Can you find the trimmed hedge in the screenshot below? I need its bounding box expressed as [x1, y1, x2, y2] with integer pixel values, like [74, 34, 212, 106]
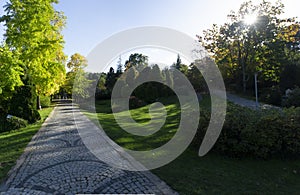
[194, 103, 300, 159]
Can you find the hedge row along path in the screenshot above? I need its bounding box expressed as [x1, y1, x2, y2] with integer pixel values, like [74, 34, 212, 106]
[0, 100, 177, 195]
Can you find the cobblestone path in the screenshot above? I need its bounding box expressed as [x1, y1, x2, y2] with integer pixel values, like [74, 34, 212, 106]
[0, 101, 177, 195]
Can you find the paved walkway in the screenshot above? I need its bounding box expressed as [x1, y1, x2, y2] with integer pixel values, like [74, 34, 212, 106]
[0, 101, 177, 195]
[226, 93, 280, 110]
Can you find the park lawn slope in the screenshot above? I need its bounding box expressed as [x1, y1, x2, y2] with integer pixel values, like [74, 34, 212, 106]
[0, 107, 54, 182]
[86, 96, 300, 194]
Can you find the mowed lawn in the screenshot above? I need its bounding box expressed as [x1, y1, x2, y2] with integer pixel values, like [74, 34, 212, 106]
[85, 96, 300, 194]
[0, 107, 54, 183]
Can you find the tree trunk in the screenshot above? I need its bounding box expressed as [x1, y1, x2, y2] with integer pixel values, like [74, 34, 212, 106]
[242, 60, 247, 93]
[37, 95, 41, 110]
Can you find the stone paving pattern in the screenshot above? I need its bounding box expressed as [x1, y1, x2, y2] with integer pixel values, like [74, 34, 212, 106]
[0, 101, 177, 194]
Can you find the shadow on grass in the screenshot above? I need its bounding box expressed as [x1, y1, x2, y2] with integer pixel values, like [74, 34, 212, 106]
[0, 107, 54, 182]
[88, 95, 299, 194]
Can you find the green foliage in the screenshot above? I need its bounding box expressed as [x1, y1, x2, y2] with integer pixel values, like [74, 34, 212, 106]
[1, 0, 67, 96]
[105, 67, 117, 94]
[63, 53, 91, 101]
[0, 46, 23, 102]
[40, 96, 51, 108]
[67, 53, 88, 72]
[198, 0, 299, 93]
[0, 107, 53, 182]
[280, 64, 300, 91]
[0, 0, 66, 123]
[88, 97, 300, 194]
[9, 85, 41, 123]
[196, 103, 300, 159]
[129, 96, 146, 109]
[0, 116, 28, 133]
[283, 87, 300, 107]
[125, 53, 148, 71]
[260, 86, 282, 106]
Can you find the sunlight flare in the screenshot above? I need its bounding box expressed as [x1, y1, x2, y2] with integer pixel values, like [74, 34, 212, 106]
[243, 14, 257, 25]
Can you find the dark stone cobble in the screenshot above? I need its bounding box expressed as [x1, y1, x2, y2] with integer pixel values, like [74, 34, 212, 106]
[0, 101, 177, 195]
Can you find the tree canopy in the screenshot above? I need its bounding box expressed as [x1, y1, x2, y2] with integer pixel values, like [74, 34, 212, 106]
[0, 0, 66, 121]
[198, 0, 300, 93]
[1, 0, 66, 96]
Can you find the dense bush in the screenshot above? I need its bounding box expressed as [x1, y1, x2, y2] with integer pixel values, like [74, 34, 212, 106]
[129, 96, 146, 109]
[9, 85, 41, 123]
[40, 95, 51, 108]
[260, 86, 282, 106]
[283, 87, 300, 108]
[0, 115, 28, 133]
[194, 103, 300, 159]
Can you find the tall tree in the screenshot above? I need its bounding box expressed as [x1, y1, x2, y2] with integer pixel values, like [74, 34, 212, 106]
[0, 45, 23, 115]
[1, 0, 66, 111]
[105, 67, 117, 94]
[64, 53, 91, 101]
[174, 54, 182, 70]
[116, 55, 123, 76]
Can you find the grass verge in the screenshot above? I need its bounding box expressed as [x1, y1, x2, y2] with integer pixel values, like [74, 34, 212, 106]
[85, 97, 299, 194]
[0, 106, 54, 182]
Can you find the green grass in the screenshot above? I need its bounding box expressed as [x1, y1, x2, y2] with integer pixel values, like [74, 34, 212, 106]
[153, 149, 300, 194]
[86, 97, 182, 151]
[85, 96, 299, 194]
[0, 107, 54, 182]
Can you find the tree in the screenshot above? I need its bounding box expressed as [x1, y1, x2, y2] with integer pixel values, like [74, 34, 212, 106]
[67, 53, 88, 72]
[1, 0, 66, 112]
[173, 54, 182, 70]
[116, 56, 123, 76]
[105, 67, 117, 94]
[125, 53, 148, 71]
[0, 45, 23, 116]
[198, 0, 297, 93]
[188, 61, 207, 93]
[64, 53, 91, 101]
[0, 46, 23, 100]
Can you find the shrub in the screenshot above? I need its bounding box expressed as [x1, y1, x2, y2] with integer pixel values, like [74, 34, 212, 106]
[0, 116, 28, 133]
[214, 104, 258, 158]
[242, 110, 282, 158]
[194, 103, 300, 159]
[260, 86, 282, 106]
[283, 87, 300, 108]
[280, 107, 300, 158]
[129, 96, 146, 109]
[40, 95, 51, 108]
[9, 85, 41, 123]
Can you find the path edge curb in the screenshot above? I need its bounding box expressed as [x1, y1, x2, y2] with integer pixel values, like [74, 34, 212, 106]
[0, 106, 57, 191]
[77, 106, 178, 195]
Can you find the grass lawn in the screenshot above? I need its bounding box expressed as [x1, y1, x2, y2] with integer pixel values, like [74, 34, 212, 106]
[85, 96, 300, 194]
[0, 106, 54, 183]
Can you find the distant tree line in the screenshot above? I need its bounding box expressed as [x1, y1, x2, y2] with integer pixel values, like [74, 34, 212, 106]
[81, 53, 208, 105]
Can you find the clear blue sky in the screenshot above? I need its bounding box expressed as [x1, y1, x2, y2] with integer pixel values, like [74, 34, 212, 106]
[1, 0, 299, 67]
